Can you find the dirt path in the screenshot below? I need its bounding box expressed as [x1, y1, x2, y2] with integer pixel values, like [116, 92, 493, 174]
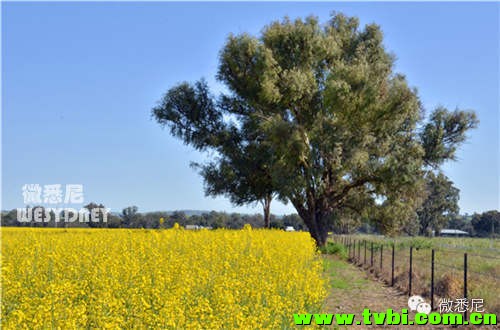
[323, 256, 408, 315]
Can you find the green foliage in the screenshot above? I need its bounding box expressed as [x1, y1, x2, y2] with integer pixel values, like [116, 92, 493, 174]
[281, 214, 307, 230]
[84, 202, 107, 228]
[153, 82, 276, 227]
[2, 207, 297, 230]
[1, 209, 19, 226]
[121, 206, 139, 227]
[152, 12, 478, 246]
[320, 241, 347, 259]
[152, 80, 223, 151]
[417, 171, 460, 236]
[447, 215, 474, 235]
[472, 210, 500, 237]
[395, 237, 433, 250]
[420, 107, 478, 167]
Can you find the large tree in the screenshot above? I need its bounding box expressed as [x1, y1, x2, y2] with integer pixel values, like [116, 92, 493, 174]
[415, 107, 477, 236]
[153, 13, 477, 246]
[417, 172, 460, 236]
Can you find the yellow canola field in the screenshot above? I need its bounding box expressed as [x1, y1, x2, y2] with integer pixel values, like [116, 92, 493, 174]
[1, 227, 326, 329]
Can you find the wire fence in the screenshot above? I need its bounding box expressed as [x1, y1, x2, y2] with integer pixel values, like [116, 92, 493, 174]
[332, 235, 500, 316]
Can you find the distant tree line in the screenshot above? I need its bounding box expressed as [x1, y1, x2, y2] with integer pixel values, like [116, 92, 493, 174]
[2, 204, 497, 238]
[331, 210, 500, 238]
[448, 211, 500, 238]
[0, 204, 306, 230]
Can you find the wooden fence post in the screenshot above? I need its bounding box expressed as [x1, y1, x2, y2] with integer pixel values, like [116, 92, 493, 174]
[391, 244, 395, 286]
[464, 253, 468, 320]
[431, 249, 435, 310]
[409, 246, 413, 296]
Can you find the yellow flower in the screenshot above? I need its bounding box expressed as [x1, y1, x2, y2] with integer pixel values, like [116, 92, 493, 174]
[1, 227, 326, 329]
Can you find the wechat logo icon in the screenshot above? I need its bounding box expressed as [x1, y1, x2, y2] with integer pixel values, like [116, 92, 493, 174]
[408, 295, 431, 315]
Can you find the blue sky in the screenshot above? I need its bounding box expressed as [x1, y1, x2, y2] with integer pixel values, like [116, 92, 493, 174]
[2, 2, 499, 215]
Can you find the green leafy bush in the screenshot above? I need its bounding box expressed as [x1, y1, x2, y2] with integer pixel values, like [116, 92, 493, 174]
[320, 242, 347, 259]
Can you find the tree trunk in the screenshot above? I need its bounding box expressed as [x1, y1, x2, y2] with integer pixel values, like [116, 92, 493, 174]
[262, 195, 272, 228]
[293, 199, 330, 247]
[302, 216, 329, 247]
[309, 211, 329, 247]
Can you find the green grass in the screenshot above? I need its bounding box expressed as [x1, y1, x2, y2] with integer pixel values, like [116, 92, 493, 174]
[323, 257, 368, 289]
[349, 234, 500, 251]
[321, 254, 410, 324]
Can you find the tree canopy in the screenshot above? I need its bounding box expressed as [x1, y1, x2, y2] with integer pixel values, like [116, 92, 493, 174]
[417, 171, 460, 236]
[152, 13, 478, 246]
